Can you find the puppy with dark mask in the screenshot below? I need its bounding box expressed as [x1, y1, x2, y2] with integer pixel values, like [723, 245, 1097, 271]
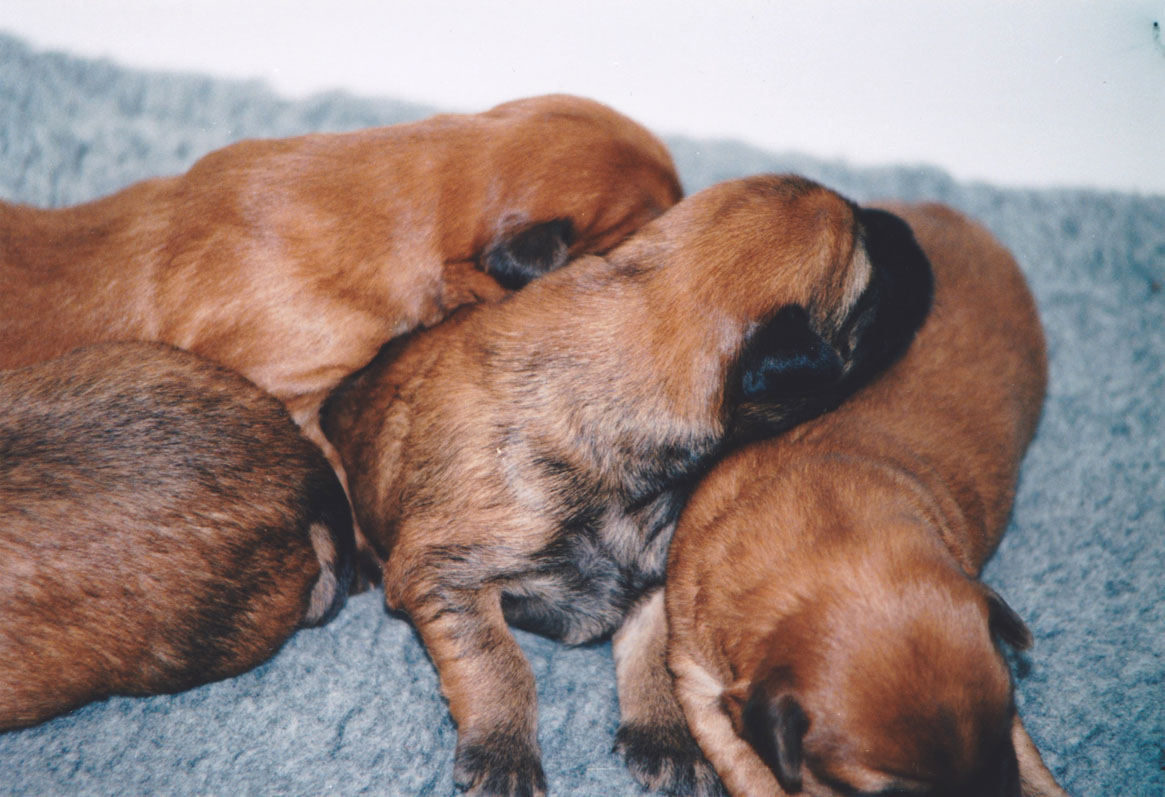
[321, 175, 933, 795]
[0, 342, 353, 730]
[664, 204, 1067, 796]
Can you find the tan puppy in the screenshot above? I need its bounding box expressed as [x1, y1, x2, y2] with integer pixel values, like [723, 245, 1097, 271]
[0, 342, 353, 730]
[661, 204, 1067, 796]
[321, 175, 934, 795]
[0, 93, 681, 461]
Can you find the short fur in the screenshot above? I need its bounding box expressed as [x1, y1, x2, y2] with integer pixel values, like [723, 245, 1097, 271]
[0, 342, 354, 731]
[662, 204, 1068, 796]
[0, 94, 682, 579]
[320, 176, 933, 796]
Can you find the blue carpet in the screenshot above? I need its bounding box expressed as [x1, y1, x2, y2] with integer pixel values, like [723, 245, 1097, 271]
[1, 32, 1161, 797]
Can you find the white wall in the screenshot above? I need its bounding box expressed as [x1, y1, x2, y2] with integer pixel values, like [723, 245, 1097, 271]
[3, 0, 1162, 195]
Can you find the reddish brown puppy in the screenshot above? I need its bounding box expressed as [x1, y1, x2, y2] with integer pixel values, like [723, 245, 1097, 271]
[0, 93, 680, 469]
[321, 175, 934, 795]
[662, 204, 1067, 796]
[0, 342, 353, 731]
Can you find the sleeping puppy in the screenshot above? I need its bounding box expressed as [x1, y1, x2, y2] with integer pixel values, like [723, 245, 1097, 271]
[0, 93, 681, 466]
[320, 175, 934, 795]
[662, 204, 1067, 796]
[0, 342, 354, 731]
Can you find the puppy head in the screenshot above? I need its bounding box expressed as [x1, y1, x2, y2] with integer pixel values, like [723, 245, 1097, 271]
[725, 575, 1031, 796]
[478, 95, 683, 289]
[608, 174, 934, 440]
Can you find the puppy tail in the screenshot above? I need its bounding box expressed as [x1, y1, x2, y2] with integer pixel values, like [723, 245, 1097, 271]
[302, 476, 357, 627]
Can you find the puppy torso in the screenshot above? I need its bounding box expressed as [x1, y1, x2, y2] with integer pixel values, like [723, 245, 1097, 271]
[334, 267, 726, 643]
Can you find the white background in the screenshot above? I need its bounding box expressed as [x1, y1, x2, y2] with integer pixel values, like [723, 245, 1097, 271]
[3, 0, 1163, 195]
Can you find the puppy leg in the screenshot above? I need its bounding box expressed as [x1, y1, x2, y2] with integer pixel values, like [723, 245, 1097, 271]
[669, 653, 791, 797]
[613, 589, 725, 796]
[295, 409, 384, 591]
[407, 585, 546, 797]
[1011, 714, 1069, 797]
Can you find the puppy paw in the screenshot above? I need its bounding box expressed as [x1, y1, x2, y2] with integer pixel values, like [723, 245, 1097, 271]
[614, 722, 726, 796]
[454, 732, 547, 797]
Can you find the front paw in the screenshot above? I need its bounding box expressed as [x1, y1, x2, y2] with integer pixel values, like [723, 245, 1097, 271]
[454, 731, 547, 797]
[615, 722, 726, 796]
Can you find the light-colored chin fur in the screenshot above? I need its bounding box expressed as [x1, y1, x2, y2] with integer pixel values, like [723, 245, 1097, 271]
[669, 654, 787, 797]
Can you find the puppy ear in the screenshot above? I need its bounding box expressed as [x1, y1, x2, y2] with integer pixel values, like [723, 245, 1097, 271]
[482, 218, 575, 290]
[739, 304, 844, 402]
[740, 690, 810, 794]
[985, 587, 1033, 651]
[837, 208, 934, 389]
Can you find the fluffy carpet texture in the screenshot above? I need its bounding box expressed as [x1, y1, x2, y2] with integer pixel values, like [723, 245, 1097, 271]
[0, 33, 1161, 796]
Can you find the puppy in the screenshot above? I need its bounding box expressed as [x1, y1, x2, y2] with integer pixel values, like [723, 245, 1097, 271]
[320, 175, 934, 795]
[0, 93, 681, 466]
[662, 204, 1068, 796]
[0, 342, 354, 731]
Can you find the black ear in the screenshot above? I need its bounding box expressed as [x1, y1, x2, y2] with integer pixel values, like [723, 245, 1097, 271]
[739, 304, 844, 402]
[985, 587, 1033, 651]
[836, 208, 934, 390]
[482, 218, 575, 290]
[742, 690, 810, 794]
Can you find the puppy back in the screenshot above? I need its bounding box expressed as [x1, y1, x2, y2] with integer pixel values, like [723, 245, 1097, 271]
[0, 342, 353, 725]
[859, 202, 1047, 554]
[880, 202, 1048, 439]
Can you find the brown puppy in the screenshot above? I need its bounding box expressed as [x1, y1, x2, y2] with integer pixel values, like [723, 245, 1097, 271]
[662, 204, 1067, 796]
[320, 175, 934, 795]
[0, 93, 681, 464]
[0, 342, 354, 731]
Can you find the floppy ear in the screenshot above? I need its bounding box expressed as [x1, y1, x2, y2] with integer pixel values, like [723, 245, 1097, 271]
[740, 690, 810, 794]
[985, 587, 1033, 651]
[482, 218, 575, 290]
[739, 304, 844, 402]
[837, 208, 934, 390]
